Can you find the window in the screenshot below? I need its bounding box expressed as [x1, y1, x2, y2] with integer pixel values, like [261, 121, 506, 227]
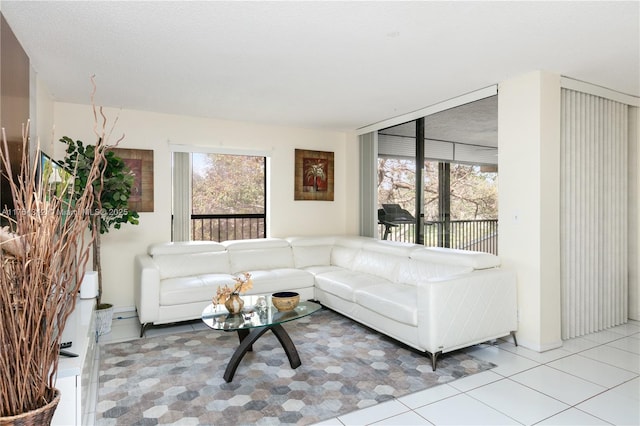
[376, 96, 499, 253]
[423, 162, 498, 222]
[172, 151, 266, 242]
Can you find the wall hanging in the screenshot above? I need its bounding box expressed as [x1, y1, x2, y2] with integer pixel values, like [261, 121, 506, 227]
[294, 149, 334, 201]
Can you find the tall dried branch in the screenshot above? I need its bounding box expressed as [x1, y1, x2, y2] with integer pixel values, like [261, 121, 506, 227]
[0, 88, 119, 416]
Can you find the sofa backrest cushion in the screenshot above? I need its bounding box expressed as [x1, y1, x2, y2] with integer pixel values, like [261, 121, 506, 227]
[286, 236, 338, 246]
[154, 252, 231, 279]
[227, 248, 294, 272]
[148, 241, 226, 256]
[361, 239, 419, 257]
[222, 238, 294, 273]
[330, 246, 359, 269]
[352, 249, 404, 282]
[410, 247, 501, 270]
[397, 258, 473, 285]
[327, 235, 368, 269]
[287, 236, 335, 268]
[333, 235, 371, 249]
[291, 246, 333, 268]
[222, 238, 289, 251]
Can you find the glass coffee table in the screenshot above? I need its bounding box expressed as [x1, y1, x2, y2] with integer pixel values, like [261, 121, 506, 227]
[201, 295, 322, 382]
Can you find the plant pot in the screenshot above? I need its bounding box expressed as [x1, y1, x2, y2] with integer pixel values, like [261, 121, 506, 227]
[0, 387, 60, 426]
[96, 303, 114, 336]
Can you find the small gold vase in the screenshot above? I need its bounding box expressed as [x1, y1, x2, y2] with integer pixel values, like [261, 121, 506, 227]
[224, 293, 244, 314]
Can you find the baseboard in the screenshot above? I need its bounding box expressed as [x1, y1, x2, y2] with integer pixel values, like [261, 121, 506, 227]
[113, 305, 136, 314]
[517, 337, 563, 353]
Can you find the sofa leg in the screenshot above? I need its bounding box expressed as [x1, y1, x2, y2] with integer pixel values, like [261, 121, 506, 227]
[140, 322, 150, 338]
[430, 351, 442, 371]
[511, 331, 518, 347]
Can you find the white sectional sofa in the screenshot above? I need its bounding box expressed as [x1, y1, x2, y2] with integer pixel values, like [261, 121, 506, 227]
[134, 235, 518, 369]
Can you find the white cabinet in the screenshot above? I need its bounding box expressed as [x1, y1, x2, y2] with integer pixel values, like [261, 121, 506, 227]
[52, 298, 97, 426]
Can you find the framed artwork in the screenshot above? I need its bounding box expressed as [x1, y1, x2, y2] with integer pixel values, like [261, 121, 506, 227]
[110, 148, 154, 212]
[294, 149, 334, 201]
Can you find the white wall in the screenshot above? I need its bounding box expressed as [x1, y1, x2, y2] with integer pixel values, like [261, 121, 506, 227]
[344, 131, 360, 232]
[498, 71, 562, 351]
[33, 72, 54, 154]
[51, 102, 356, 309]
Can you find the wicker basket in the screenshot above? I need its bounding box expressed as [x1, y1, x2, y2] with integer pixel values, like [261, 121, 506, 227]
[96, 303, 114, 336]
[0, 388, 60, 426]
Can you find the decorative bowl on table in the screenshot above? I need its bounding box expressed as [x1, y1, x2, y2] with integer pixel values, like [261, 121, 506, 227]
[271, 292, 300, 311]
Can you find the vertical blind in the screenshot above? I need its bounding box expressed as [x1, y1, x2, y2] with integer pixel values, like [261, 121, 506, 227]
[172, 152, 191, 242]
[560, 89, 628, 339]
[359, 132, 377, 238]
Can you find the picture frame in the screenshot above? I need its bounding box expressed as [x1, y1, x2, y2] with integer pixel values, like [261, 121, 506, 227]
[110, 147, 154, 212]
[294, 149, 334, 201]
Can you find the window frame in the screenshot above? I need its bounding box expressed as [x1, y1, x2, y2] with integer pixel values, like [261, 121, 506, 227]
[170, 145, 269, 242]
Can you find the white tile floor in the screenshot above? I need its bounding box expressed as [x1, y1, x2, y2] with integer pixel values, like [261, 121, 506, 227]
[92, 314, 640, 426]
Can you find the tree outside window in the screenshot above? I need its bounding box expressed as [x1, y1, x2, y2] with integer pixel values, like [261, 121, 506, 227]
[191, 153, 265, 240]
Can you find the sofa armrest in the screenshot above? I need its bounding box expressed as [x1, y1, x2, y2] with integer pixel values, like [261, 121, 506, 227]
[416, 268, 517, 354]
[134, 254, 161, 324]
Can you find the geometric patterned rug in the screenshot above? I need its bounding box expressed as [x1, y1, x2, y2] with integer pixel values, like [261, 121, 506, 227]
[96, 308, 495, 425]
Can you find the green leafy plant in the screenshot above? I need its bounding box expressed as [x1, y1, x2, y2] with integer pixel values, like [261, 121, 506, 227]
[60, 136, 139, 307]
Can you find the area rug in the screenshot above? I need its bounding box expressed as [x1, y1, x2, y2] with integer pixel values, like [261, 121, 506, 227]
[97, 309, 495, 425]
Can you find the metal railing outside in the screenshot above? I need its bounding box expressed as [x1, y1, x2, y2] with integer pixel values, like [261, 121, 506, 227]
[191, 214, 496, 253]
[379, 219, 498, 255]
[191, 214, 266, 242]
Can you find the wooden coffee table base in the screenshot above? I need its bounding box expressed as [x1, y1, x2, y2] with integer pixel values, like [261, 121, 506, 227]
[224, 324, 301, 383]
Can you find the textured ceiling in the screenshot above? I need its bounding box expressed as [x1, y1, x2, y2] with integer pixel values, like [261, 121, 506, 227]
[381, 96, 498, 147]
[1, 1, 638, 132]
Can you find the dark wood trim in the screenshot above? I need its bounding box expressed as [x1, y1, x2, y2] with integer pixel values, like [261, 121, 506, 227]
[0, 14, 30, 222]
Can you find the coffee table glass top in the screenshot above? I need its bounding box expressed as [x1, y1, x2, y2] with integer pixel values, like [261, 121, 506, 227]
[201, 295, 322, 331]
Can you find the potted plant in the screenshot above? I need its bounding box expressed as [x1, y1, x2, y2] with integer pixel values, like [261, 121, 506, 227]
[60, 136, 139, 335]
[0, 97, 114, 422]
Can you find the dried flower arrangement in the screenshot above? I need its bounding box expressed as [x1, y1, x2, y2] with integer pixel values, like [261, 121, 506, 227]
[212, 272, 253, 305]
[0, 82, 119, 420]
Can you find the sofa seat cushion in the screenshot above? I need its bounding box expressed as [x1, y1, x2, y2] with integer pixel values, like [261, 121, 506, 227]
[160, 274, 232, 306]
[314, 270, 390, 302]
[354, 283, 418, 326]
[243, 269, 315, 295]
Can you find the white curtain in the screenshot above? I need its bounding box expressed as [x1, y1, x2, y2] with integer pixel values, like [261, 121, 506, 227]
[560, 89, 628, 339]
[172, 152, 191, 242]
[359, 132, 377, 238]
